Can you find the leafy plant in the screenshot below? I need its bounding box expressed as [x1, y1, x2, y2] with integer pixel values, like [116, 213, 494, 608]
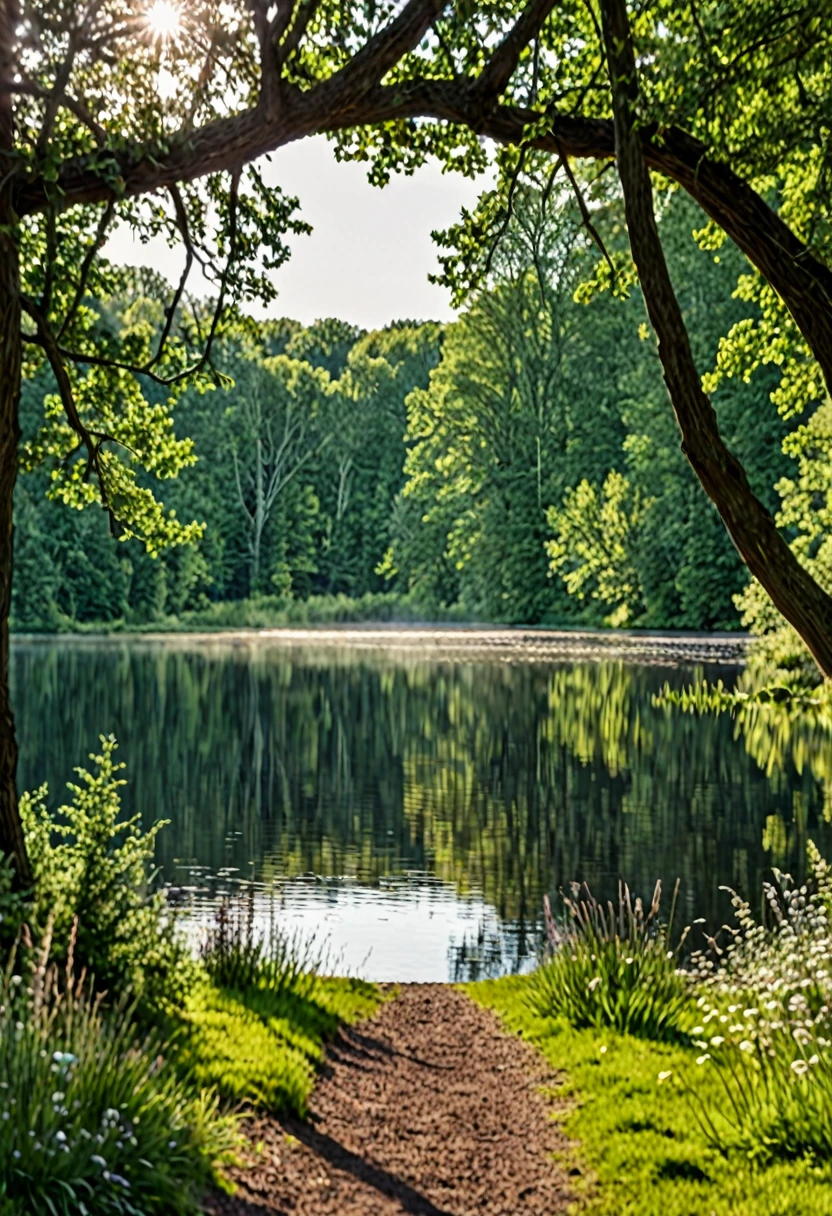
[686, 843, 832, 1160]
[20, 736, 193, 1010]
[531, 880, 692, 1042]
[0, 925, 237, 1215]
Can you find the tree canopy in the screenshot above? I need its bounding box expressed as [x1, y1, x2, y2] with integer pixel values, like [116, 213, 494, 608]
[2, 0, 832, 878]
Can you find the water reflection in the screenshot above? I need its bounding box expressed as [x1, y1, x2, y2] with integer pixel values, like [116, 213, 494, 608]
[11, 637, 832, 981]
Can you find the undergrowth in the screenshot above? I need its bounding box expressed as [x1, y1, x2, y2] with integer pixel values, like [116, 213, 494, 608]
[0, 929, 236, 1216]
[532, 881, 691, 1042]
[468, 976, 832, 1216]
[0, 742, 383, 1216]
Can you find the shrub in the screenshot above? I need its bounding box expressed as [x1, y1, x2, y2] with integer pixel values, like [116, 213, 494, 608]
[531, 880, 692, 1042]
[0, 928, 237, 1215]
[20, 736, 193, 1010]
[687, 843, 832, 1160]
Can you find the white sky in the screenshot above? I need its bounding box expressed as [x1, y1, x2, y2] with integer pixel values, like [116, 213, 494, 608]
[104, 135, 491, 331]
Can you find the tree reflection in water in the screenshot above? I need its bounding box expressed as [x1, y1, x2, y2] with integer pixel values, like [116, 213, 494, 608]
[12, 639, 832, 979]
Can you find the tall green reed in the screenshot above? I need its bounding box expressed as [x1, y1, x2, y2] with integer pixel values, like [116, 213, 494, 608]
[199, 887, 322, 999]
[531, 879, 692, 1041]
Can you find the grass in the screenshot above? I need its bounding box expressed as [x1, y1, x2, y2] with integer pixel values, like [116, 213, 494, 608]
[13, 590, 470, 634]
[178, 975, 383, 1115]
[532, 881, 691, 1042]
[181, 889, 384, 1113]
[466, 975, 832, 1216]
[0, 939, 237, 1216]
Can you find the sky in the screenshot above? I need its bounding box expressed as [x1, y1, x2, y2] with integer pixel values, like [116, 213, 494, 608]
[104, 135, 490, 332]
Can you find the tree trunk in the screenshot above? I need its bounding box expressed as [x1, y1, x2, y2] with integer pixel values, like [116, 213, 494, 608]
[0, 0, 31, 885]
[600, 0, 832, 679]
[252, 436, 264, 591]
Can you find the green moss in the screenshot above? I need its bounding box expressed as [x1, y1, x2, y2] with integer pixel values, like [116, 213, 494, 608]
[178, 976, 383, 1115]
[466, 976, 832, 1216]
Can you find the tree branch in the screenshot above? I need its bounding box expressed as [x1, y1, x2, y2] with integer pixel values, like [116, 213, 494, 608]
[57, 198, 115, 341]
[9, 27, 832, 412]
[5, 80, 106, 145]
[149, 185, 194, 367]
[308, 0, 448, 111]
[599, 0, 832, 679]
[21, 295, 119, 533]
[475, 0, 560, 106]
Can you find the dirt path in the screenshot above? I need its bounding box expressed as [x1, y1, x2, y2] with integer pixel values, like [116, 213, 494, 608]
[207, 984, 572, 1216]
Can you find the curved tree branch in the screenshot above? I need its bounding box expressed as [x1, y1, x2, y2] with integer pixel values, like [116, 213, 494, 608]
[599, 0, 832, 678]
[12, 71, 832, 412]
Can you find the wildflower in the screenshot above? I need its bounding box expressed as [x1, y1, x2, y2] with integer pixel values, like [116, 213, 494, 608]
[790, 1060, 809, 1076]
[657, 1071, 672, 1083]
[91, 1155, 107, 1167]
[710, 1036, 725, 1047]
[696, 1054, 711, 1065]
[739, 1041, 755, 1053]
[55, 1131, 66, 1143]
[587, 977, 601, 992]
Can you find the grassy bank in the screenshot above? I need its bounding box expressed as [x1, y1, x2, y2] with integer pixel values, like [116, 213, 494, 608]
[179, 975, 382, 1115]
[12, 591, 470, 635]
[468, 976, 832, 1215]
[0, 740, 384, 1214]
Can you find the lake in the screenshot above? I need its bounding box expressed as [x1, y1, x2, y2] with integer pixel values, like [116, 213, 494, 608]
[12, 630, 832, 981]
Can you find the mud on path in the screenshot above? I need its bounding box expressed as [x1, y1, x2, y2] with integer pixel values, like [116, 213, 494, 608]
[207, 984, 572, 1216]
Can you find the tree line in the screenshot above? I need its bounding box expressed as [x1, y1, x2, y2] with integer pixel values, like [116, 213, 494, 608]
[13, 189, 790, 634]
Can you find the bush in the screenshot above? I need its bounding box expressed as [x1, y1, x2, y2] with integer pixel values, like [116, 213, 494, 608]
[20, 736, 193, 1010]
[686, 843, 832, 1160]
[0, 930, 236, 1215]
[531, 880, 692, 1042]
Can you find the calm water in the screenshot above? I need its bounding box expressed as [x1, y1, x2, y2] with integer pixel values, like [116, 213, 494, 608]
[11, 635, 832, 981]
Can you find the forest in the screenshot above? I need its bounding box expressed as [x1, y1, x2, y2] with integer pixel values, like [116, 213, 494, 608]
[4, 0, 832, 1213]
[13, 189, 794, 636]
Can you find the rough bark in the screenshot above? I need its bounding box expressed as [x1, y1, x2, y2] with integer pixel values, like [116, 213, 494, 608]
[0, 0, 31, 884]
[600, 0, 832, 678]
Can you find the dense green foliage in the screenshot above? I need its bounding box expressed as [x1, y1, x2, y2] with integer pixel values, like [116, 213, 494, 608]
[18, 737, 191, 1010]
[13, 318, 443, 628]
[14, 189, 793, 633]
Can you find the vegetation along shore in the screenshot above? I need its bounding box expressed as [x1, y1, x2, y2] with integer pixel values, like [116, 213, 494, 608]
[3, 0, 832, 1210]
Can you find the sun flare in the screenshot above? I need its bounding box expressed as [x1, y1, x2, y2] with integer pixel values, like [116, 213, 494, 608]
[145, 0, 182, 41]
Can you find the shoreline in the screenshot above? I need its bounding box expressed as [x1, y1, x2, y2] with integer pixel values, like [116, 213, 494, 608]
[11, 623, 750, 665]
